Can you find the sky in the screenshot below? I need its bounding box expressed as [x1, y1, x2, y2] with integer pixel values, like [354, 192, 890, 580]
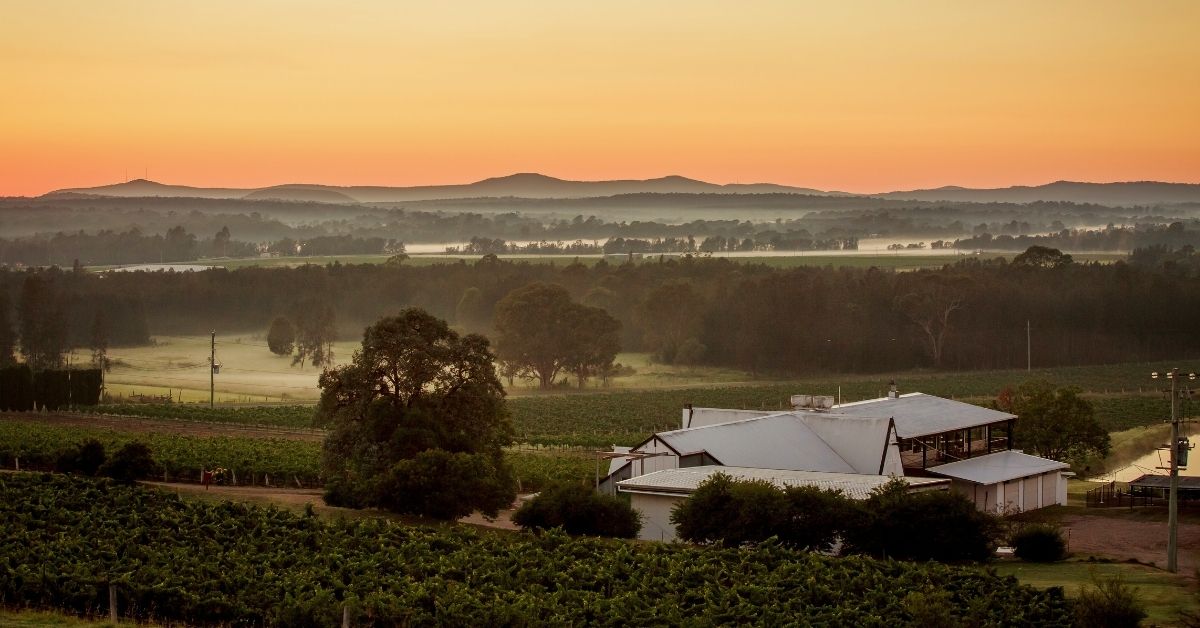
[1, 0, 1198, 196]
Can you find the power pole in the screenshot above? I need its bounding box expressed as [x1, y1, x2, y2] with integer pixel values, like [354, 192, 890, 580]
[1026, 320, 1031, 372]
[1152, 368, 1193, 573]
[209, 330, 215, 408]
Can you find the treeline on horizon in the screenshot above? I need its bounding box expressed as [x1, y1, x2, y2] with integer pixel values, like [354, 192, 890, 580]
[8, 219, 1200, 268]
[4, 247, 1200, 375]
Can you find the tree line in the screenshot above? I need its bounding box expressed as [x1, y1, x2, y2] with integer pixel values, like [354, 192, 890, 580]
[6, 248, 1200, 377]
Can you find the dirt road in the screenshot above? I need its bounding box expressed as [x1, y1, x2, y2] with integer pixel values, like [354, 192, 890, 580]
[1058, 512, 1200, 575]
[147, 481, 521, 531]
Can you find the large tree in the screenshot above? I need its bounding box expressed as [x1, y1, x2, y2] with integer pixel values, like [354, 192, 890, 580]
[493, 282, 620, 388]
[317, 308, 515, 519]
[636, 282, 707, 364]
[998, 380, 1110, 462]
[0, 293, 16, 367]
[18, 274, 68, 370]
[290, 298, 335, 368]
[266, 316, 295, 356]
[894, 277, 966, 368]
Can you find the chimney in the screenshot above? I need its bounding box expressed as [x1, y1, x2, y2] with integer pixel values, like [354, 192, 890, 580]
[887, 380, 899, 399]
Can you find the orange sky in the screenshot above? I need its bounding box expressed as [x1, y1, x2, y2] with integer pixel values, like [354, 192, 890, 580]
[2, 0, 1198, 197]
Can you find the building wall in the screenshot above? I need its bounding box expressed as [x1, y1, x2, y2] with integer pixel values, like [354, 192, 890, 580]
[633, 438, 680, 475]
[629, 492, 686, 542]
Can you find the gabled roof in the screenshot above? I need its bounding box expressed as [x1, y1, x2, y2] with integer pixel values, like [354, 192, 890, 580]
[832, 392, 1015, 439]
[653, 413, 857, 474]
[617, 466, 949, 500]
[927, 450, 1068, 485]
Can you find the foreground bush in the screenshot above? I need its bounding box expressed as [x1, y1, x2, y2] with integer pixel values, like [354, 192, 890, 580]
[513, 482, 641, 538]
[54, 439, 106, 476]
[1075, 574, 1147, 628]
[0, 473, 1074, 626]
[1012, 524, 1067, 562]
[672, 474, 1000, 562]
[98, 442, 161, 484]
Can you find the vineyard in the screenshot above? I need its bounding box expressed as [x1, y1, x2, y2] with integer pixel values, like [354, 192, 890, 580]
[94, 404, 315, 428]
[0, 473, 1074, 626]
[0, 420, 592, 493]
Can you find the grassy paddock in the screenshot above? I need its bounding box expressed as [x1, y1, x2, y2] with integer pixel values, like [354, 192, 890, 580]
[991, 560, 1198, 626]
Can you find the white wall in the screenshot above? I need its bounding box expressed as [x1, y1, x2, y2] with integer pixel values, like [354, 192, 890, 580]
[631, 437, 679, 475]
[630, 492, 686, 542]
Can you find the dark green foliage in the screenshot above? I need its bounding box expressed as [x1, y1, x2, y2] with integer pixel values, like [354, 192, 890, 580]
[670, 474, 858, 551]
[0, 293, 15, 367]
[55, 439, 106, 476]
[319, 309, 515, 519]
[494, 282, 620, 388]
[377, 449, 516, 520]
[32, 370, 69, 411]
[513, 481, 641, 538]
[18, 274, 68, 370]
[842, 478, 1002, 563]
[99, 442, 162, 484]
[1012, 524, 1067, 562]
[1074, 574, 1148, 628]
[27, 369, 102, 410]
[0, 473, 1076, 626]
[0, 364, 34, 411]
[266, 316, 295, 356]
[999, 380, 1110, 462]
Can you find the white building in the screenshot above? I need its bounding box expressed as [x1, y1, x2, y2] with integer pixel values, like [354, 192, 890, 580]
[604, 387, 1073, 541]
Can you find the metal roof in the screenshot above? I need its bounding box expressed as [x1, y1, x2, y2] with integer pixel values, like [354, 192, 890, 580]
[832, 392, 1015, 438]
[617, 466, 949, 500]
[1128, 474, 1200, 490]
[654, 413, 858, 474]
[927, 450, 1068, 485]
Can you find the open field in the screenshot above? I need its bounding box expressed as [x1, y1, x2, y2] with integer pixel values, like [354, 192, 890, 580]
[96, 250, 1130, 273]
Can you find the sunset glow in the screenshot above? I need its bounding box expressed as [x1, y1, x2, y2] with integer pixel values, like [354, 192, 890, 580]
[2, 0, 1198, 196]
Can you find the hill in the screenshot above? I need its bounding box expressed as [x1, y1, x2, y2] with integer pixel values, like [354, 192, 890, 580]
[878, 180, 1200, 206]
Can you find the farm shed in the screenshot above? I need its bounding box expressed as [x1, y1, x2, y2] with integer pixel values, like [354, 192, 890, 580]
[602, 389, 1072, 540]
[926, 450, 1071, 513]
[617, 466, 949, 541]
[832, 392, 1017, 471]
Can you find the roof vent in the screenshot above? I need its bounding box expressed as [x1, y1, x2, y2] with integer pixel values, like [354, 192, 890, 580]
[791, 394, 835, 411]
[887, 380, 899, 400]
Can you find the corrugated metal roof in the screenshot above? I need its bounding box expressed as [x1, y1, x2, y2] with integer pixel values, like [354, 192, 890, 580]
[655, 413, 857, 473]
[833, 392, 1015, 438]
[1128, 474, 1200, 490]
[616, 465, 948, 500]
[927, 450, 1068, 485]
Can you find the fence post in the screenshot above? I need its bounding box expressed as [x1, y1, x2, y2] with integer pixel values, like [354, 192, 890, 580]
[109, 583, 118, 623]
[342, 604, 351, 628]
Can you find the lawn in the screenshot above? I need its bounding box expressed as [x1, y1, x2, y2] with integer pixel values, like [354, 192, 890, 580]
[992, 560, 1198, 626]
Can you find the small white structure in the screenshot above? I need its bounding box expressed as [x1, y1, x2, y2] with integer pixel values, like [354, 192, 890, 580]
[618, 466, 949, 542]
[603, 388, 1074, 541]
[927, 450, 1070, 513]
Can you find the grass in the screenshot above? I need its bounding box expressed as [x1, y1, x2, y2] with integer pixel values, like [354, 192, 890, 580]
[991, 560, 1199, 626]
[0, 610, 136, 627]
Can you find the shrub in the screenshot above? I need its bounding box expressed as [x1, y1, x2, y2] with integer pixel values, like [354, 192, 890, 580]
[55, 439, 106, 476]
[513, 481, 641, 538]
[1012, 524, 1067, 562]
[377, 449, 515, 520]
[100, 441, 162, 484]
[670, 473, 853, 549]
[842, 478, 1001, 563]
[1074, 573, 1147, 628]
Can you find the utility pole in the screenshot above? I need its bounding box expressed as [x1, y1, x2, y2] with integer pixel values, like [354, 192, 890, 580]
[209, 330, 216, 408]
[1026, 320, 1031, 372]
[1151, 368, 1194, 573]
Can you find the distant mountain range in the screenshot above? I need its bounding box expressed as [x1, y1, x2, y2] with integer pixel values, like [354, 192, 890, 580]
[44, 174, 1200, 207]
